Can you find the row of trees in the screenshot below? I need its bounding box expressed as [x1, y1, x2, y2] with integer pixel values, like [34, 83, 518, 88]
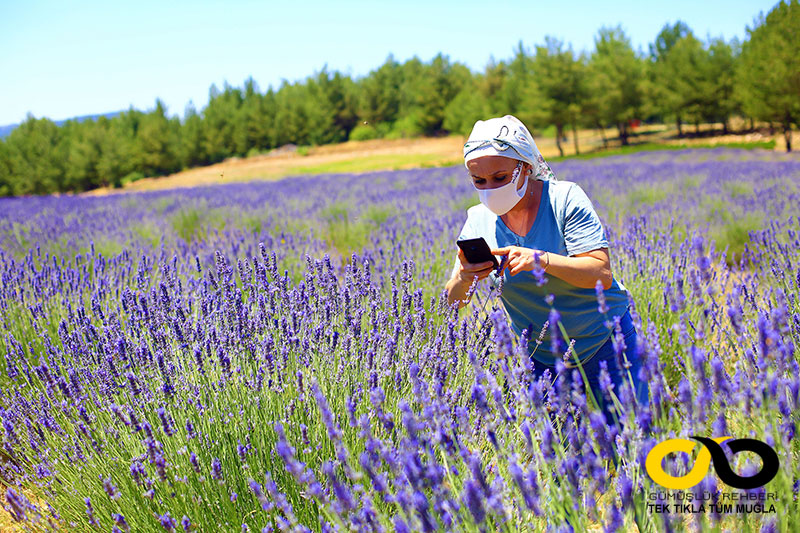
[1, 0, 797, 196]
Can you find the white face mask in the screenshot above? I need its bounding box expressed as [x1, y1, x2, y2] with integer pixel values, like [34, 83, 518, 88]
[473, 160, 528, 215]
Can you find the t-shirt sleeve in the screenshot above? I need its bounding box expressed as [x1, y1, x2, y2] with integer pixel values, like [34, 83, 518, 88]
[563, 183, 609, 256]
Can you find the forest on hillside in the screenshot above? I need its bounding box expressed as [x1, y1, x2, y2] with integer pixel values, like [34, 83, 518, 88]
[1, 0, 797, 196]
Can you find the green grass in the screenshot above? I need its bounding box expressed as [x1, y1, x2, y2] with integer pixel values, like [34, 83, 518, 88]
[627, 185, 669, 208]
[240, 213, 265, 235]
[2, 158, 798, 531]
[131, 221, 163, 249]
[272, 218, 311, 239]
[549, 139, 777, 162]
[419, 159, 463, 169]
[451, 195, 477, 214]
[119, 196, 140, 209]
[602, 183, 671, 223]
[669, 222, 690, 249]
[153, 197, 174, 214]
[287, 139, 776, 178]
[91, 238, 125, 258]
[319, 202, 350, 224]
[723, 181, 754, 198]
[315, 201, 401, 261]
[275, 251, 310, 286]
[292, 153, 462, 175]
[679, 174, 704, 192]
[360, 204, 397, 226]
[3, 142, 797, 532]
[170, 203, 228, 243]
[710, 213, 764, 267]
[120, 171, 145, 186]
[2, 222, 32, 258]
[171, 207, 205, 242]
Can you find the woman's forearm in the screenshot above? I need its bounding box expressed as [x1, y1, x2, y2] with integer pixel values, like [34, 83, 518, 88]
[445, 275, 474, 309]
[543, 252, 612, 290]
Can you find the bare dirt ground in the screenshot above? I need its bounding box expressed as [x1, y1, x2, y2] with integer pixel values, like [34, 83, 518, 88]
[80, 124, 799, 196]
[84, 136, 468, 195]
[0, 486, 39, 532]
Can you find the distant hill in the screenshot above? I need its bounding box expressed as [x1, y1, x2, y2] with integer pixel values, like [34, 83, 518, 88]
[0, 124, 17, 138]
[0, 111, 122, 139]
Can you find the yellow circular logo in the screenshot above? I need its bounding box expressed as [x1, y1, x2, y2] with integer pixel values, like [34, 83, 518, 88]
[645, 437, 731, 490]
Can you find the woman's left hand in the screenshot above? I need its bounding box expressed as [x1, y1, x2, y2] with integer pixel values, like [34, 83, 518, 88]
[491, 246, 547, 276]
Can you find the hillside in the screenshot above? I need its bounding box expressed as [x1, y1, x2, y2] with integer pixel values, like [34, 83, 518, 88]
[82, 123, 787, 195]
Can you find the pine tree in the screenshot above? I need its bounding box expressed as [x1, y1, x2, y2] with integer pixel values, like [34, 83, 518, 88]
[737, 0, 800, 151]
[588, 27, 646, 146]
[528, 37, 587, 156]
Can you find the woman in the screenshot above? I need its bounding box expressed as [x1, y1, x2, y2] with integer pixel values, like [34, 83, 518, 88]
[445, 115, 648, 429]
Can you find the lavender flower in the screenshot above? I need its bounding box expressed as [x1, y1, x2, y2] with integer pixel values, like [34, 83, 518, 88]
[113, 513, 131, 533]
[604, 503, 623, 532]
[595, 279, 610, 314]
[101, 474, 121, 500]
[211, 457, 223, 481]
[159, 511, 177, 531]
[186, 419, 197, 439]
[157, 406, 177, 437]
[5, 487, 32, 522]
[0, 150, 798, 531]
[248, 478, 273, 511]
[463, 479, 485, 524]
[85, 497, 98, 527]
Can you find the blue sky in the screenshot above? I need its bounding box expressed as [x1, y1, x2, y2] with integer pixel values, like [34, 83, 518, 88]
[0, 0, 778, 125]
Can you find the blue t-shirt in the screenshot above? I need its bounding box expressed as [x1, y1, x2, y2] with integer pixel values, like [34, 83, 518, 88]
[455, 178, 631, 365]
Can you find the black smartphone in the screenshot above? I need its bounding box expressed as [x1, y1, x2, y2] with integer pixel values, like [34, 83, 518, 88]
[456, 237, 499, 270]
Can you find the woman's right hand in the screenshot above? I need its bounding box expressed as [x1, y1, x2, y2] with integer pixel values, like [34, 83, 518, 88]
[455, 248, 496, 283]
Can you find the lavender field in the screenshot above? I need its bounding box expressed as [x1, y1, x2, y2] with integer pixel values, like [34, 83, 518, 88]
[1, 148, 799, 532]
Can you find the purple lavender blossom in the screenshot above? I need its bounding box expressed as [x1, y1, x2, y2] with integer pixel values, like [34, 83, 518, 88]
[595, 279, 610, 315]
[463, 479, 485, 524]
[85, 497, 98, 527]
[112, 513, 131, 533]
[157, 406, 177, 437]
[0, 149, 798, 531]
[211, 457, 223, 481]
[101, 474, 121, 500]
[5, 487, 32, 522]
[159, 511, 177, 531]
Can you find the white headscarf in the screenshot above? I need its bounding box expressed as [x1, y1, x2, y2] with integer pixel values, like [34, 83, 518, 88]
[463, 114, 557, 181]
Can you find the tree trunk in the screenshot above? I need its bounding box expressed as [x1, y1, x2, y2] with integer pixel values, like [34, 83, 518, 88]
[555, 125, 564, 157]
[769, 123, 775, 135]
[676, 116, 683, 137]
[618, 122, 629, 146]
[597, 122, 608, 149]
[695, 122, 700, 135]
[749, 118, 755, 131]
[572, 122, 580, 155]
[784, 120, 792, 152]
[722, 120, 729, 135]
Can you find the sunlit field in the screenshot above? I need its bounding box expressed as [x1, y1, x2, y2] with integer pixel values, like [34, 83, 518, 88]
[1, 148, 799, 532]
[80, 123, 790, 196]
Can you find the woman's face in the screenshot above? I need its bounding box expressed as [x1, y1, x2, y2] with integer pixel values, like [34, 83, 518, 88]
[467, 156, 529, 191]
